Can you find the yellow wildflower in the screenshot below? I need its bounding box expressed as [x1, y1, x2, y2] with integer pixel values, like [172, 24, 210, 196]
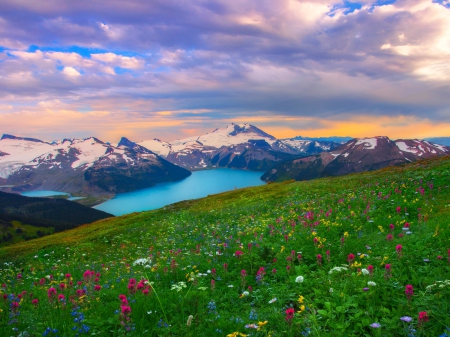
[257, 321, 268, 330]
[298, 295, 305, 304]
[298, 305, 305, 313]
[227, 332, 247, 337]
[344, 232, 349, 237]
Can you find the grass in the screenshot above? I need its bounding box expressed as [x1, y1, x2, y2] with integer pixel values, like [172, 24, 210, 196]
[0, 221, 54, 247]
[0, 156, 449, 336]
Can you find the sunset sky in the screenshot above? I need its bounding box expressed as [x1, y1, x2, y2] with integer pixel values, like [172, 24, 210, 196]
[0, 0, 450, 142]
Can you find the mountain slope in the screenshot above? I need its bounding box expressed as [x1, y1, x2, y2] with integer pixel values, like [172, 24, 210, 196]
[0, 156, 449, 336]
[0, 191, 113, 232]
[262, 136, 450, 182]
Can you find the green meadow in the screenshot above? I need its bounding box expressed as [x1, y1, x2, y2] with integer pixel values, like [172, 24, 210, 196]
[0, 156, 449, 336]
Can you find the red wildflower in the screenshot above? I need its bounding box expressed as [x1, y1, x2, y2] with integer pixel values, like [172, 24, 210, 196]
[386, 234, 393, 241]
[405, 284, 414, 300]
[418, 311, 429, 325]
[347, 253, 355, 263]
[285, 308, 295, 323]
[47, 287, 57, 299]
[235, 251, 244, 258]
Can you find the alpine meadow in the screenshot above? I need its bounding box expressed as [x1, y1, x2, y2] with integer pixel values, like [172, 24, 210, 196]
[0, 155, 449, 336]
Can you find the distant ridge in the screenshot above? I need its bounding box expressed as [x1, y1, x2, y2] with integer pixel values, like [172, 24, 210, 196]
[425, 137, 450, 147]
[292, 136, 353, 143]
[1, 134, 44, 143]
[262, 136, 450, 182]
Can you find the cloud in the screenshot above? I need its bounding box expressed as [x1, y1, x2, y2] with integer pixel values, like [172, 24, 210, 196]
[62, 66, 81, 77]
[0, 0, 450, 140]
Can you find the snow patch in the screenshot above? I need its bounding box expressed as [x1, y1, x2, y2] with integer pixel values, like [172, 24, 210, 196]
[355, 138, 377, 150]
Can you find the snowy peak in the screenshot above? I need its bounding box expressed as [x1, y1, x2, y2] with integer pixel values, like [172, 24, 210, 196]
[137, 138, 172, 157]
[395, 139, 450, 158]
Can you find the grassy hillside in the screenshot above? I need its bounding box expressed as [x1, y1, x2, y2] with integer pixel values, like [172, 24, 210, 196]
[0, 156, 449, 336]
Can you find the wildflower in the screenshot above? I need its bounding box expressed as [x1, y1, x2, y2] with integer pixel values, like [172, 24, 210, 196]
[186, 315, 193, 327]
[400, 316, 413, 322]
[226, 332, 247, 337]
[370, 322, 381, 328]
[206, 300, 218, 316]
[316, 254, 322, 266]
[329, 288, 333, 293]
[298, 295, 305, 303]
[363, 287, 369, 291]
[361, 268, 369, 275]
[245, 324, 258, 329]
[386, 234, 393, 241]
[268, 298, 277, 304]
[240, 291, 249, 298]
[295, 276, 304, 283]
[418, 311, 429, 326]
[347, 253, 355, 263]
[235, 251, 244, 258]
[368, 281, 376, 286]
[47, 287, 57, 299]
[285, 308, 295, 323]
[384, 264, 392, 279]
[396, 244, 403, 258]
[405, 284, 414, 300]
[257, 321, 268, 330]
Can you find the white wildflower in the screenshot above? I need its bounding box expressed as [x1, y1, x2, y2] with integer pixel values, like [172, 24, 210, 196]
[269, 298, 277, 304]
[368, 281, 376, 286]
[295, 276, 304, 283]
[361, 268, 369, 275]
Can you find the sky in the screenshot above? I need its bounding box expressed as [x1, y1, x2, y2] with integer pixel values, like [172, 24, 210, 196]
[0, 0, 450, 142]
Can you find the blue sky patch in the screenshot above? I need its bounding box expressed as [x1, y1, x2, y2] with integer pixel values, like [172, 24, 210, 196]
[27, 45, 142, 58]
[433, 0, 450, 8]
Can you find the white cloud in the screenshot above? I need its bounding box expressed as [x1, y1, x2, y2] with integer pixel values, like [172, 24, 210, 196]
[91, 52, 144, 69]
[62, 66, 81, 77]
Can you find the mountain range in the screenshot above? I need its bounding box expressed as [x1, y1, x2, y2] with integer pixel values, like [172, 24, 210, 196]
[137, 123, 341, 171]
[0, 135, 190, 196]
[1, 124, 449, 197]
[262, 136, 450, 182]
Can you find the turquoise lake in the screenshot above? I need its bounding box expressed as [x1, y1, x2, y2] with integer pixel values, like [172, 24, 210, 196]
[21, 190, 84, 201]
[94, 169, 265, 216]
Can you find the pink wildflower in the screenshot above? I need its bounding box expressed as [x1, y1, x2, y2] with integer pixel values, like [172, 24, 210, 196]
[285, 308, 295, 323]
[418, 311, 429, 326]
[405, 284, 414, 300]
[347, 253, 355, 264]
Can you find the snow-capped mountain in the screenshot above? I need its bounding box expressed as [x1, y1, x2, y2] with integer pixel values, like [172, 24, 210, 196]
[261, 136, 450, 182]
[137, 123, 339, 170]
[0, 135, 191, 195]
